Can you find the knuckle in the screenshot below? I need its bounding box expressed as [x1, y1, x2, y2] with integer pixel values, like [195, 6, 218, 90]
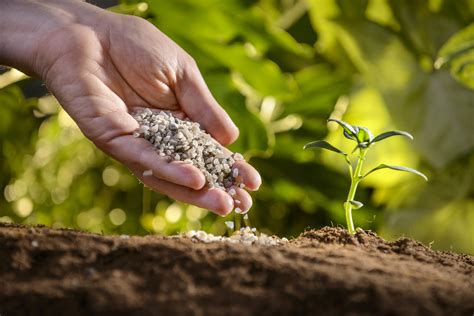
[181, 53, 198, 70]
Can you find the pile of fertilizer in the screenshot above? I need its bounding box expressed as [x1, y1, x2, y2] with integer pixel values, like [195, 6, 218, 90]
[185, 227, 289, 246]
[133, 108, 244, 189]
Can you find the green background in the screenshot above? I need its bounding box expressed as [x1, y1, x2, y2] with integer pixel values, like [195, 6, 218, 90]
[1, 0, 473, 254]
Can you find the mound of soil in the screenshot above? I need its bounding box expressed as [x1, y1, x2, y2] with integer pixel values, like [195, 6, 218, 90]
[0, 223, 472, 316]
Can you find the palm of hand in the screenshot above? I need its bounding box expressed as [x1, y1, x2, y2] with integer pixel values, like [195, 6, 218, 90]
[38, 14, 259, 215]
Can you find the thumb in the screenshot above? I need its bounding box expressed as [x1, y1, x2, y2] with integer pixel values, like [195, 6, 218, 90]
[176, 58, 239, 145]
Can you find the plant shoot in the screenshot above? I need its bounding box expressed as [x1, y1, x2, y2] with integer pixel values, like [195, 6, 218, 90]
[304, 119, 428, 234]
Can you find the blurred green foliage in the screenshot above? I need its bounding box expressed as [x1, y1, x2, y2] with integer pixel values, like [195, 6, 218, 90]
[1, 0, 473, 254]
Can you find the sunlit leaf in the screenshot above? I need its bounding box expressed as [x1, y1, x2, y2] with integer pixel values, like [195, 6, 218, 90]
[0, 68, 28, 89]
[371, 130, 413, 143]
[363, 164, 428, 181]
[284, 65, 350, 116]
[388, 0, 461, 57]
[148, 0, 240, 42]
[303, 140, 346, 155]
[342, 130, 353, 141]
[201, 43, 296, 100]
[327, 118, 358, 141]
[355, 126, 374, 143]
[204, 72, 272, 156]
[435, 22, 474, 89]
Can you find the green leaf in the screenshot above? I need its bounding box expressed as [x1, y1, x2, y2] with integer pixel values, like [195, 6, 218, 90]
[204, 71, 272, 157]
[435, 22, 474, 89]
[303, 140, 346, 155]
[201, 43, 296, 100]
[355, 126, 374, 143]
[371, 130, 414, 143]
[349, 200, 363, 209]
[388, 0, 461, 58]
[284, 65, 350, 116]
[147, 1, 296, 100]
[327, 118, 359, 141]
[363, 164, 428, 181]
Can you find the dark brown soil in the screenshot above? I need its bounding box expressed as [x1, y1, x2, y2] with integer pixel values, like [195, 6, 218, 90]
[0, 223, 472, 316]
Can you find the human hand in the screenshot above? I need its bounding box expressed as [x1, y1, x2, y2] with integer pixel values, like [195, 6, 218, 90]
[0, 0, 261, 215]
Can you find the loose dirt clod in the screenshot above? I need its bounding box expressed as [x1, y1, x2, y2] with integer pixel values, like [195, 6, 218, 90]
[133, 109, 244, 190]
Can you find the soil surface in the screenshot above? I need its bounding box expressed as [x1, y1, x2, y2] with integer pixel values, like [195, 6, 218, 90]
[0, 223, 473, 316]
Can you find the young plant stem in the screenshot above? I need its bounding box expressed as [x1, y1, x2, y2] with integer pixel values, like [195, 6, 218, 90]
[243, 215, 251, 228]
[235, 213, 241, 232]
[344, 148, 367, 234]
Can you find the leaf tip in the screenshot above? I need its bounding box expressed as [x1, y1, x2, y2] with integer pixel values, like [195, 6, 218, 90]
[434, 57, 445, 70]
[404, 132, 414, 140]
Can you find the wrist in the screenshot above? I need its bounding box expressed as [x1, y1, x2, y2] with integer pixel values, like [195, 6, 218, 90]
[0, 0, 108, 78]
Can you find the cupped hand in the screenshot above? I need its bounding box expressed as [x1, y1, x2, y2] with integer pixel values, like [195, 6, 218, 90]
[28, 2, 261, 215]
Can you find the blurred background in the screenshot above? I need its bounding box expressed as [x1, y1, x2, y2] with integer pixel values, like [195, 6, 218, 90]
[0, 0, 473, 254]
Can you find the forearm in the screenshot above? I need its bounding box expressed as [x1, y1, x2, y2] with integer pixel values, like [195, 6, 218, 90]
[0, 0, 106, 77]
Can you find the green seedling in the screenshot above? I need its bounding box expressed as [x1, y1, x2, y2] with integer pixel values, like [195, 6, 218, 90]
[304, 119, 428, 234]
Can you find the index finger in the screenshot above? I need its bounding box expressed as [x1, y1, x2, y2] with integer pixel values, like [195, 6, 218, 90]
[176, 58, 239, 145]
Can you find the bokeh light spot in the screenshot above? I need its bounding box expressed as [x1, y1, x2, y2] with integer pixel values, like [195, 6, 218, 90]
[165, 204, 182, 223]
[152, 216, 166, 232]
[186, 220, 201, 231]
[102, 167, 120, 186]
[109, 208, 127, 226]
[186, 206, 207, 221]
[0, 216, 14, 223]
[14, 197, 33, 217]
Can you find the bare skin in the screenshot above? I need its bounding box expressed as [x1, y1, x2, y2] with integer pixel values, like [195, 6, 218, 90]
[0, 0, 261, 215]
